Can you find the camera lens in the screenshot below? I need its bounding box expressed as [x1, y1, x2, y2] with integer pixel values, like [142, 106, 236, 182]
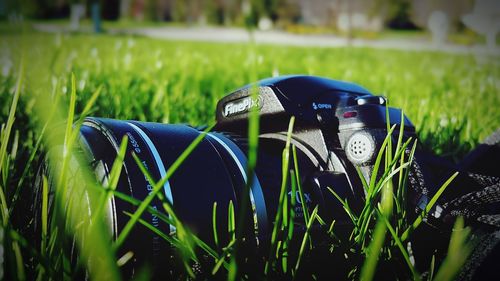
[71, 116, 338, 278]
[36, 116, 326, 278]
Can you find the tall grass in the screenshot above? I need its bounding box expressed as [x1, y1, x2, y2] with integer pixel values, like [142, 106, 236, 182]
[0, 27, 497, 280]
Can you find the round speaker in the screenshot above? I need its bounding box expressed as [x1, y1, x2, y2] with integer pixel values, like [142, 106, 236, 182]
[345, 132, 375, 165]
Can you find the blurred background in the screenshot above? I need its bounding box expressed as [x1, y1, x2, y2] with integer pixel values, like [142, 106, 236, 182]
[1, 0, 499, 51]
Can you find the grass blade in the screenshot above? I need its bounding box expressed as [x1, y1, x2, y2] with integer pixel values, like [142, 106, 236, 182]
[265, 116, 295, 274]
[293, 205, 318, 275]
[91, 136, 128, 223]
[368, 125, 396, 196]
[212, 201, 219, 249]
[80, 85, 103, 117]
[377, 209, 420, 281]
[327, 186, 358, 225]
[0, 60, 26, 281]
[428, 254, 436, 281]
[401, 172, 459, 242]
[292, 145, 310, 225]
[432, 217, 472, 281]
[228, 200, 235, 241]
[360, 218, 386, 281]
[41, 176, 49, 256]
[0, 61, 24, 224]
[123, 211, 180, 249]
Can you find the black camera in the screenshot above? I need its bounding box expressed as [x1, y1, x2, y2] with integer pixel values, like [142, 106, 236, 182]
[36, 75, 500, 279]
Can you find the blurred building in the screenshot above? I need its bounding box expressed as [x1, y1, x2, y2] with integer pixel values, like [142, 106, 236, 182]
[292, 0, 383, 31]
[292, 0, 474, 32]
[411, 0, 474, 29]
[6, 0, 477, 33]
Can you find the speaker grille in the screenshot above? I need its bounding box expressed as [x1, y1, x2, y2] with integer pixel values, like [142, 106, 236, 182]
[346, 132, 375, 165]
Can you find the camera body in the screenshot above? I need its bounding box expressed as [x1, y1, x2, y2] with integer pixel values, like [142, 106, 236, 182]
[215, 75, 428, 223]
[35, 75, 500, 279]
[69, 76, 433, 275]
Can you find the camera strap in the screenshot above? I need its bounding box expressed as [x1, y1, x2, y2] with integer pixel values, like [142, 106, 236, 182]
[450, 173, 500, 281]
[433, 172, 500, 281]
[441, 173, 500, 228]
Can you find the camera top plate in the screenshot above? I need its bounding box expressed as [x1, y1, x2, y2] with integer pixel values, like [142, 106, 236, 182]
[215, 75, 412, 133]
[216, 75, 369, 128]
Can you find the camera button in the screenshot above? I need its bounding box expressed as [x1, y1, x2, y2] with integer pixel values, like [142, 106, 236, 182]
[356, 96, 386, 106]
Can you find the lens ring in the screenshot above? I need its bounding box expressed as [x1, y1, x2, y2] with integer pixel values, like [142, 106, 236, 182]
[127, 121, 176, 234]
[207, 132, 269, 242]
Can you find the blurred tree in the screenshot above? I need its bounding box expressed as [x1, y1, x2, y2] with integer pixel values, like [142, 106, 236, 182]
[146, 0, 160, 21]
[275, 0, 300, 26]
[90, 0, 102, 32]
[134, 0, 175, 21]
[158, 0, 174, 21]
[101, 0, 119, 20]
[373, 0, 419, 29]
[246, 0, 264, 26]
[244, 0, 285, 27]
[250, 0, 282, 22]
[205, 0, 225, 24]
[172, 0, 187, 22]
[0, 0, 5, 18]
[5, 0, 55, 18]
[224, 0, 243, 25]
[265, 0, 279, 21]
[120, 0, 132, 19]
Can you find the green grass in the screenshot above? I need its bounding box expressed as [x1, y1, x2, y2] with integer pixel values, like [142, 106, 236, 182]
[3, 30, 498, 156]
[0, 26, 499, 280]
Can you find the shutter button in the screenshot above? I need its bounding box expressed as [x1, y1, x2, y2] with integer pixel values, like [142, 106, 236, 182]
[356, 96, 386, 105]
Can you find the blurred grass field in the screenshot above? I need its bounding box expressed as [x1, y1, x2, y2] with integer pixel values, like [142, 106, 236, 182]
[0, 28, 499, 280]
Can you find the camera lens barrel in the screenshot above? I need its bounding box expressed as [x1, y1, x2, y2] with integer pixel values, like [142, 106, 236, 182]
[79, 117, 269, 275]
